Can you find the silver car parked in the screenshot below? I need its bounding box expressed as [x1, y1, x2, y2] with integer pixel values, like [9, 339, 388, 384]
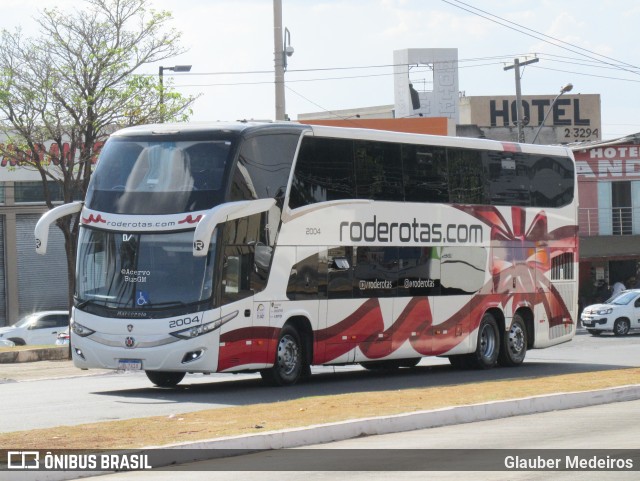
[0, 311, 69, 345]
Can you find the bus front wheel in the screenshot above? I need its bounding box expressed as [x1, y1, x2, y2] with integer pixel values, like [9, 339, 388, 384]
[261, 325, 306, 386]
[145, 370, 185, 388]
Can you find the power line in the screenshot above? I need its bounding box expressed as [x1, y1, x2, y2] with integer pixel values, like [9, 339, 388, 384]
[530, 65, 640, 84]
[441, 0, 640, 76]
[166, 58, 640, 89]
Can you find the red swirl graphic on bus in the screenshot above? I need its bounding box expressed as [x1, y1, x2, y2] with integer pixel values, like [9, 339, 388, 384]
[178, 215, 203, 224]
[81, 214, 107, 224]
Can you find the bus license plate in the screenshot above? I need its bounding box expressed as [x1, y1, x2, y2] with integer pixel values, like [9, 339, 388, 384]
[118, 359, 142, 371]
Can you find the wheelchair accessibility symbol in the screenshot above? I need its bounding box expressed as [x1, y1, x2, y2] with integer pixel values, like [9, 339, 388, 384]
[137, 291, 149, 306]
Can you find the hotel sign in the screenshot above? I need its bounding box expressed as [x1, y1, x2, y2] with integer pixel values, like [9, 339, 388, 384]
[464, 94, 601, 142]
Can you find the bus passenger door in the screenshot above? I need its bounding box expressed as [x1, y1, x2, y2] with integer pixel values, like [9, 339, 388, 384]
[217, 245, 258, 372]
[322, 246, 357, 364]
[282, 245, 323, 365]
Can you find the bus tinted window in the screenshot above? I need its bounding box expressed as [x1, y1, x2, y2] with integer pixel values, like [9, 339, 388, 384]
[354, 141, 403, 201]
[327, 246, 354, 299]
[402, 145, 448, 203]
[290, 137, 574, 209]
[353, 246, 398, 298]
[86, 139, 232, 214]
[289, 137, 355, 209]
[231, 133, 299, 201]
[529, 155, 575, 207]
[447, 148, 488, 205]
[220, 212, 275, 304]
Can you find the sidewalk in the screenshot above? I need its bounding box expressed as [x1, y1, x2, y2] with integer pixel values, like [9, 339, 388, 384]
[0, 359, 108, 382]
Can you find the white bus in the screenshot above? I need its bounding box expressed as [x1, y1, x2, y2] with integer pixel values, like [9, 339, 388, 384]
[36, 122, 578, 387]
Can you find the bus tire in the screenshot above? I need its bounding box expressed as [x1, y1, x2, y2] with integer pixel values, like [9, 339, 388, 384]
[467, 313, 499, 369]
[498, 313, 527, 367]
[145, 370, 185, 388]
[260, 325, 305, 386]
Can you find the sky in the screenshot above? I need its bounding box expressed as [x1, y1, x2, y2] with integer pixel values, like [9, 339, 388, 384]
[2, 0, 640, 140]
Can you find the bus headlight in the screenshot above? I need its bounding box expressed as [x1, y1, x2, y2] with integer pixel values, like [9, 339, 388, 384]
[170, 310, 238, 340]
[170, 320, 217, 340]
[71, 321, 95, 337]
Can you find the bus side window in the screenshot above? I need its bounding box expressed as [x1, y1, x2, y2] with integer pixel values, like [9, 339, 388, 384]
[402, 145, 448, 203]
[221, 246, 254, 304]
[286, 249, 321, 301]
[328, 247, 354, 299]
[353, 246, 398, 298]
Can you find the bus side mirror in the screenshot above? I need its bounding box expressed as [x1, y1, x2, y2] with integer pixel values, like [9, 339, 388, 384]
[35, 201, 84, 255]
[193, 198, 276, 257]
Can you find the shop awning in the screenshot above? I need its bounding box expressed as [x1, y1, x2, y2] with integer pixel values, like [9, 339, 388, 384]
[579, 235, 640, 261]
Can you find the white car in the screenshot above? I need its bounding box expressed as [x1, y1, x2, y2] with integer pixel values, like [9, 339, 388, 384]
[0, 311, 69, 346]
[581, 290, 640, 336]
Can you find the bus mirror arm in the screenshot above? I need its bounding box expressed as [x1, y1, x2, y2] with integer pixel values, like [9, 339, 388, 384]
[193, 198, 276, 257]
[35, 201, 84, 255]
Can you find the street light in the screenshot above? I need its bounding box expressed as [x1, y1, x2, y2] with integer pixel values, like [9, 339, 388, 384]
[158, 64, 192, 122]
[532, 83, 573, 144]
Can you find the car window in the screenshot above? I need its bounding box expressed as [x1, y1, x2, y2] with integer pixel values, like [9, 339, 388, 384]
[33, 316, 61, 329]
[54, 315, 69, 327]
[14, 314, 37, 328]
[611, 292, 635, 305]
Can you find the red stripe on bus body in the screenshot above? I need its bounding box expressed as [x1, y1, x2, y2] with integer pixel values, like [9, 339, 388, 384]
[501, 142, 521, 153]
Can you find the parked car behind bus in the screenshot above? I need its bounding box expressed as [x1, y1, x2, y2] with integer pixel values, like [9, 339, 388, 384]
[581, 290, 640, 336]
[0, 311, 69, 345]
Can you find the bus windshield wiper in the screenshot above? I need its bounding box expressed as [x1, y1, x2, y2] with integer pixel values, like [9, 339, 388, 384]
[145, 301, 188, 309]
[75, 299, 96, 309]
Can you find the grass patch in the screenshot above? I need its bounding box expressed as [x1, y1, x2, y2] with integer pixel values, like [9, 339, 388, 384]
[1, 368, 639, 450]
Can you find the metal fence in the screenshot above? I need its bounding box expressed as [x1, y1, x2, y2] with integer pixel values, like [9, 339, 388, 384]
[578, 207, 640, 236]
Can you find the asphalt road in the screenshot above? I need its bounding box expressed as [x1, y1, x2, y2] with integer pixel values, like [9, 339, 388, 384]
[1, 329, 639, 433]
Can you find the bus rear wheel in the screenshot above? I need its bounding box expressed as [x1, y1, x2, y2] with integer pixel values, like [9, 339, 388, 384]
[145, 370, 185, 388]
[467, 313, 499, 369]
[261, 325, 305, 386]
[498, 314, 527, 367]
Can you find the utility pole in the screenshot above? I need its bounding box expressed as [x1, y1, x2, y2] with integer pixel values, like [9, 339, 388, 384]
[273, 0, 286, 121]
[504, 57, 539, 143]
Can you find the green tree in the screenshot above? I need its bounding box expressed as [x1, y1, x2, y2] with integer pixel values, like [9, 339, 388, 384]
[0, 0, 197, 309]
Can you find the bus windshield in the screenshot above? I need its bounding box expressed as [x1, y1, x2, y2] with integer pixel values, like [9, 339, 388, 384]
[76, 228, 215, 313]
[85, 138, 234, 214]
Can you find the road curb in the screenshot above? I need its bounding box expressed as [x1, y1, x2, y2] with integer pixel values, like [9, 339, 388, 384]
[162, 384, 640, 451]
[0, 346, 69, 364]
[41, 383, 640, 480]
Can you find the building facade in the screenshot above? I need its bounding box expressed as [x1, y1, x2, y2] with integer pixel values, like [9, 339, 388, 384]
[572, 135, 640, 308]
[0, 150, 70, 326]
